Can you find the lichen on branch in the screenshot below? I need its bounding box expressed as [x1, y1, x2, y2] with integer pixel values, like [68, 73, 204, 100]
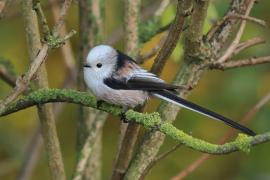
[1, 88, 270, 155]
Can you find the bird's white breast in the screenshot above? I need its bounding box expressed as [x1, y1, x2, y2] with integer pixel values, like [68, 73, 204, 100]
[84, 69, 148, 108]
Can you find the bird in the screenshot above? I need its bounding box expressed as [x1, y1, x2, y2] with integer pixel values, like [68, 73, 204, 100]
[83, 44, 256, 136]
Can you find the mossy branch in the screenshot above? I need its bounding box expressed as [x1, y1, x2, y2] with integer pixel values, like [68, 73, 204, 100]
[1, 88, 269, 154]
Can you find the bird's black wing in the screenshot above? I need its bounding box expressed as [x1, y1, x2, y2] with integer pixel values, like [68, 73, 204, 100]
[109, 50, 183, 91]
[104, 76, 181, 91]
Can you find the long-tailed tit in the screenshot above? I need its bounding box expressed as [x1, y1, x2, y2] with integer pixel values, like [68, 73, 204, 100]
[83, 45, 256, 136]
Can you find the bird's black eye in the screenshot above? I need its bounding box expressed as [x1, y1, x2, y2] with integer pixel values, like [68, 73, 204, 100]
[96, 63, 102, 68]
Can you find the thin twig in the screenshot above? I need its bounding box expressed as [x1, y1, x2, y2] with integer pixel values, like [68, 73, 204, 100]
[124, 0, 141, 54]
[207, 14, 266, 41]
[171, 90, 270, 180]
[111, 0, 141, 180]
[125, 1, 207, 179]
[48, 0, 77, 80]
[140, 144, 182, 179]
[0, 44, 49, 112]
[208, 37, 266, 64]
[51, 0, 73, 36]
[234, 37, 266, 55]
[171, 154, 210, 180]
[150, 0, 192, 75]
[76, 1, 106, 180]
[106, 0, 164, 45]
[209, 0, 258, 57]
[17, 69, 76, 180]
[0, 0, 6, 14]
[136, 0, 170, 64]
[154, 0, 170, 16]
[0, 64, 16, 87]
[33, 2, 51, 37]
[17, 128, 42, 180]
[212, 56, 270, 70]
[0, 0, 13, 18]
[0, 0, 74, 113]
[228, 14, 267, 27]
[73, 112, 106, 180]
[216, 0, 256, 63]
[136, 35, 167, 64]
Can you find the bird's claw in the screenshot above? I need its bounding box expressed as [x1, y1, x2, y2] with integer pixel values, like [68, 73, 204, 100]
[120, 111, 129, 123]
[151, 124, 161, 131]
[96, 100, 104, 109]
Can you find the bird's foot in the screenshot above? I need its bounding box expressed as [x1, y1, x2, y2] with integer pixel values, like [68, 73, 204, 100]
[96, 100, 105, 109]
[151, 123, 161, 131]
[120, 111, 129, 123]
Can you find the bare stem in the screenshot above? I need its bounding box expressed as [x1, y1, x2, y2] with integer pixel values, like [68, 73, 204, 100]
[150, 0, 191, 75]
[48, 0, 77, 80]
[77, 0, 106, 179]
[73, 111, 106, 180]
[125, 1, 208, 179]
[209, 0, 257, 57]
[111, 1, 141, 180]
[234, 37, 266, 55]
[0, 0, 74, 114]
[211, 56, 270, 70]
[140, 144, 183, 180]
[17, 67, 77, 180]
[21, 1, 66, 180]
[216, 0, 256, 63]
[228, 14, 267, 27]
[0, 64, 16, 87]
[52, 0, 73, 36]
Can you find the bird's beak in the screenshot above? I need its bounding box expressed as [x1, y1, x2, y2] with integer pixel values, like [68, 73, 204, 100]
[83, 63, 91, 68]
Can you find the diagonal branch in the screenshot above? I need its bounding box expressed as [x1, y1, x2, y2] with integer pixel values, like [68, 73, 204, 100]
[206, 14, 266, 42]
[210, 56, 270, 70]
[150, 0, 192, 75]
[209, 0, 258, 57]
[0, 0, 74, 113]
[171, 90, 270, 180]
[125, 0, 207, 179]
[111, 1, 141, 179]
[234, 37, 266, 55]
[0, 88, 269, 155]
[228, 14, 267, 27]
[216, 0, 256, 63]
[51, 0, 73, 36]
[0, 63, 16, 87]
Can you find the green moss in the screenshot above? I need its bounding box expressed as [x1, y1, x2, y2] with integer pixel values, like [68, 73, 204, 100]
[234, 134, 252, 153]
[139, 18, 160, 43]
[98, 102, 121, 116]
[2, 88, 269, 155]
[125, 110, 161, 130]
[45, 35, 65, 49]
[160, 123, 219, 153]
[0, 57, 16, 76]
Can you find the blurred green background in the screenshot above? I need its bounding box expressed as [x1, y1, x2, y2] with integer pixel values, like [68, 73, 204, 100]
[0, 0, 270, 179]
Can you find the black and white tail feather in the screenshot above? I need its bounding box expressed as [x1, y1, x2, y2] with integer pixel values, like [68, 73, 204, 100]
[152, 90, 256, 136]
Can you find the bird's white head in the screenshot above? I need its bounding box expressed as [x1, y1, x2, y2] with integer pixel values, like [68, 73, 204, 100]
[84, 45, 118, 81]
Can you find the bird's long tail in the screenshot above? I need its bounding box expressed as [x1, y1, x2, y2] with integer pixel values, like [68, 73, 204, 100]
[152, 90, 256, 136]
